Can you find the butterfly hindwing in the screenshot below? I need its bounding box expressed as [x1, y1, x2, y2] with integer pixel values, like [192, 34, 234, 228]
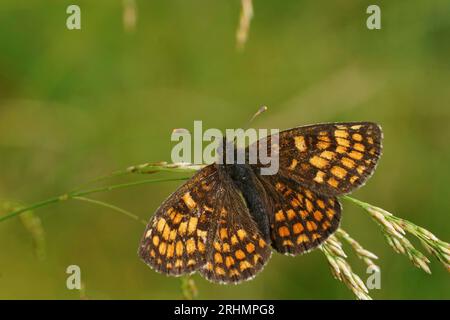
[257, 173, 341, 255]
[254, 122, 383, 196]
[200, 174, 272, 284]
[138, 165, 219, 276]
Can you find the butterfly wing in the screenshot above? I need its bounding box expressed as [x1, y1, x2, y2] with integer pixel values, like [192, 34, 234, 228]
[199, 170, 272, 284]
[256, 173, 341, 255]
[139, 164, 271, 283]
[253, 122, 383, 196]
[138, 164, 220, 276]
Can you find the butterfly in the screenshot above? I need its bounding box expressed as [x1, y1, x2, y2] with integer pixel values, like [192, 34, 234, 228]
[138, 122, 383, 283]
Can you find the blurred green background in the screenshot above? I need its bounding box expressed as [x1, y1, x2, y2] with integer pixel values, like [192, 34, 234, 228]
[0, 0, 449, 299]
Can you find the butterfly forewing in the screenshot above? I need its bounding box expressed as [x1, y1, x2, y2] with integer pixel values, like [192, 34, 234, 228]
[257, 174, 341, 255]
[138, 165, 219, 276]
[254, 122, 382, 196]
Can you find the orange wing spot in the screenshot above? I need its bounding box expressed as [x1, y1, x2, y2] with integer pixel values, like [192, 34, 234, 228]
[331, 166, 347, 179]
[182, 192, 197, 209]
[275, 210, 285, 222]
[152, 235, 160, 247]
[367, 137, 374, 144]
[288, 159, 298, 170]
[187, 259, 196, 266]
[314, 170, 326, 183]
[237, 229, 247, 241]
[178, 222, 187, 235]
[173, 213, 183, 225]
[156, 218, 166, 233]
[197, 229, 207, 240]
[326, 208, 335, 219]
[297, 234, 310, 244]
[293, 223, 304, 234]
[305, 198, 314, 212]
[168, 208, 176, 220]
[290, 198, 301, 208]
[312, 233, 321, 241]
[198, 240, 205, 253]
[306, 221, 318, 231]
[253, 254, 262, 264]
[246, 243, 255, 253]
[336, 137, 350, 147]
[357, 165, 366, 175]
[353, 143, 365, 152]
[156, 258, 162, 264]
[313, 210, 323, 221]
[225, 256, 235, 268]
[282, 240, 294, 246]
[222, 243, 230, 253]
[175, 259, 183, 268]
[275, 182, 285, 192]
[335, 129, 349, 138]
[166, 243, 175, 258]
[158, 242, 167, 255]
[150, 249, 156, 257]
[316, 199, 325, 209]
[259, 238, 266, 248]
[351, 124, 363, 130]
[162, 224, 171, 240]
[309, 156, 329, 169]
[286, 209, 296, 220]
[230, 235, 239, 245]
[186, 238, 196, 254]
[317, 141, 331, 149]
[166, 262, 173, 269]
[349, 150, 363, 160]
[220, 228, 228, 240]
[304, 190, 313, 199]
[322, 221, 331, 230]
[229, 269, 240, 277]
[240, 260, 252, 271]
[300, 210, 308, 219]
[278, 226, 290, 237]
[203, 205, 213, 212]
[320, 150, 336, 160]
[327, 177, 339, 188]
[169, 229, 177, 241]
[336, 146, 348, 154]
[294, 136, 307, 152]
[214, 252, 223, 264]
[204, 262, 213, 271]
[328, 199, 335, 206]
[369, 147, 377, 155]
[341, 157, 356, 169]
[235, 249, 246, 260]
[187, 217, 198, 235]
[352, 133, 363, 141]
[176, 241, 184, 256]
[350, 175, 359, 184]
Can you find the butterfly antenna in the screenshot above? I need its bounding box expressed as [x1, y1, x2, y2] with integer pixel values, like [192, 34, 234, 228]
[244, 105, 268, 130]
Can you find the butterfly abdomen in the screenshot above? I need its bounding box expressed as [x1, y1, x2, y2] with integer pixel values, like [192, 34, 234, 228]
[223, 164, 271, 243]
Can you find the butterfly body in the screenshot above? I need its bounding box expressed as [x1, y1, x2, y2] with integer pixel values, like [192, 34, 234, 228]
[139, 122, 383, 283]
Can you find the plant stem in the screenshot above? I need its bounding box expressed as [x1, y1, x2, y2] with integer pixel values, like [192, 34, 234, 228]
[0, 177, 189, 223]
[73, 196, 147, 225]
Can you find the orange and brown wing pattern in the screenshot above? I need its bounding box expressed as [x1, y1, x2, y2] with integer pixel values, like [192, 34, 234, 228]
[254, 122, 382, 196]
[257, 174, 341, 255]
[200, 184, 272, 284]
[138, 164, 220, 276]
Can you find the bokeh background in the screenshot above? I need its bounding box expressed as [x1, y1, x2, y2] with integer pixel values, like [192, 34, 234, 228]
[0, 0, 449, 299]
